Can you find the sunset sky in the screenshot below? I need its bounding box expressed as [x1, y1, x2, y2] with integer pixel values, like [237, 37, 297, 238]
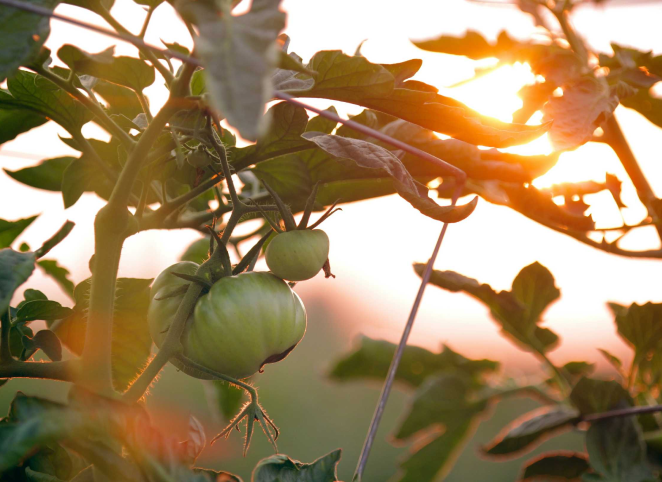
[2, 0, 662, 375]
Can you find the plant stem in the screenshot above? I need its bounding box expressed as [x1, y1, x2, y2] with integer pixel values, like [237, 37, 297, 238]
[123, 282, 204, 402]
[0, 359, 78, 382]
[136, 92, 153, 122]
[536, 348, 571, 397]
[138, 6, 154, 39]
[33, 65, 135, 151]
[583, 404, 662, 423]
[353, 192, 459, 482]
[98, 7, 175, 85]
[1, 309, 11, 364]
[603, 116, 662, 239]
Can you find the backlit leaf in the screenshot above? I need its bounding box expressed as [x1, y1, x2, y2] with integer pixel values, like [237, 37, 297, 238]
[569, 377, 631, 415]
[521, 453, 589, 481]
[0, 216, 38, 249]
[0, 249, 36, 320]
[4, 157, 73, 192]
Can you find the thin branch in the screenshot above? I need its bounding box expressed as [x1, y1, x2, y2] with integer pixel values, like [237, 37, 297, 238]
[34, 65, 135, 150]
[1, 309, 11, 364]
[138, 6, 154, 39]
[583, 404, 662, 423]
[0, 359, 78, 382]
[98, 6, 175, 85]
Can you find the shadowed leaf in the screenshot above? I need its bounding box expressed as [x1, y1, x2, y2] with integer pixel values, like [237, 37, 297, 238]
[252, 450, 341, 482]
[521, 453, 589, 481]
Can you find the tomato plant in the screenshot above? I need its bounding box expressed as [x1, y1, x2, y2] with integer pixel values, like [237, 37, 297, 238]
[0, 0, 661, 480]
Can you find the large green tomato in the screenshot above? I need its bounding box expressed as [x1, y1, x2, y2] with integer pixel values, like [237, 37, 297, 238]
[148, 262, 306, 379]
[265, 229, 330, 281]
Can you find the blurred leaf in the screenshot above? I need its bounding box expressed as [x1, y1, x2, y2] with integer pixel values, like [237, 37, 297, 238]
[185, 0, 286, 140]
[0, 0, 57, 82]
[483, 406, 580, 457]
[93, 80, 144, 119]
[415, 262, 560, 353]
[302, 133, 477, 223]
[193, 468, 241, 482]
[563, 361, 595, 378]
[61, 156, 114, 209]
[0, 109, 48, 145]
[513, 81, 556, 124]
[598, 348, 624, 374]
[54, 278, 153, 391]
[58, 45, 155, 92]
[543, 77, 629, 151]
[521, 453, 589, 481]
[252, 449, 341, 482]
[162, 41, 189, 56]
[180, 416, 206, 465]
[569, 377, 631, 415]
[284, 50, 548, 148]
[394, 373, 488, 441]
[0, 216, 38, 249]
[22, 330, 63, 361]
[207, 380, 246, 421]
[621, 88, 662, 129]
[15, 300, 71, 323]
[181, 237, 210, 265]
[0, 71, 92, 134]
[4, 157, 73, 192]
[37, 260, 75, 299]
[412, 30, 512, 60]
[609, 302, 662, 362]
[585, 413, 655, 482]
[0, 249, 36, 315]
[396, 418, 473, 482]
[329, 336, 498, 388]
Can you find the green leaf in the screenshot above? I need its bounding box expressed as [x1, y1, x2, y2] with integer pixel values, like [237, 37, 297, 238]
[521, 453, 589, 481]
[54, 278, 153, 391]
[284, 50, 549, 148]
[483, 406, 580, 456]
[0, 0, 57, 82]
[598, 348, 623, 374]
[585, 414, 655, 482]
[301, 133, 478, 223]
[396, 418, 473, 482]
[186, 0, 286, 140]
[61, 156, 114, 208]
[37, 260, 75, 298]
[93, 80, 144, 119]
[543, 77, 630, 151]
[252, 449, 341, 482]
[608, 302, 662, 366]
[0, 249, 36, 315]
[305, 106, 338, 135]
[207, 380, 245, 421]
[394, 373, 488, 441]
[4, 157, 73, 192]
[562, 361, 595, 378]
[412, 30, 508, 59]
[0, 108, 48, 145]
[193, 468, 241, 482]
[569, 377, 631, 415]
[233, 101, 311, 167]
[25, 330, 63, 361]
[0, 71, 92, 134]
[329, 336, 498, 388]
[15, 300, 71, 323]
[180, 237, 210, 265]
[415, 262, 560, 353]
[0, 216, 38, 249]
[58, 45, 155, 92]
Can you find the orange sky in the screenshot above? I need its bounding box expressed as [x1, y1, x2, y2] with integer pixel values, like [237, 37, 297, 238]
[1, 0, 662, 372]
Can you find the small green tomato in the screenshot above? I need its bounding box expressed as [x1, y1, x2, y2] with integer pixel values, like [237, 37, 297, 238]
[265, 229, 330, 281]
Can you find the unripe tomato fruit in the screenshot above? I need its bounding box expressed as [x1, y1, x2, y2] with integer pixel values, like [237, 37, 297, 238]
[265, 230, 330, 281]
[148, 262, 307, 379]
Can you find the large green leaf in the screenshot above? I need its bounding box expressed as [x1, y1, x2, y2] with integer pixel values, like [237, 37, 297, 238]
[0, 0, 58, 82]
[281, 50, 548, 148]
[0, 71, 92, 135]
[302, 133, 478, 223]
[0, 108, 48, 145]
[483, 406, 580, 456]
[585, 415, 655, 482]
[569, 377, 631, 415]
[521, 453, 589, 481]
[415, 262, 560, 353]
[53, 278, 153, 392]
[92, 80, 144, 119]
[233, 101, 312, 167]
[0, 249, 36, 316]
[252, 450, 341, 482]
[185, 0, 286, 140]
[0, 216, 37, 249]
[60, 156, 114, 209]
[329, 336, 498, 388]
[4, 157, 73, 192]
[542, 77, 629, 151]
[15, 299, 71, 323]
[58, 45, 155, 92]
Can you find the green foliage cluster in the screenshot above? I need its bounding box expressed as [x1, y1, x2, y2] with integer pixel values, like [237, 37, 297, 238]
[0, 0, 662, 480]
